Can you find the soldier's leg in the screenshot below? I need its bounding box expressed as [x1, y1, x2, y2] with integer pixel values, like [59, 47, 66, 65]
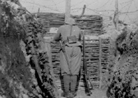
[76, 69, 81, 92]
[70, 75, 78, 97]
[60, 48, 72, 97]
[69, 47, 82, 97]
[62, 74, 71, 97]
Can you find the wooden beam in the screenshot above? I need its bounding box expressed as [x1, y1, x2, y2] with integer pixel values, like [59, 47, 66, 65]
[65, 0, 71, 22]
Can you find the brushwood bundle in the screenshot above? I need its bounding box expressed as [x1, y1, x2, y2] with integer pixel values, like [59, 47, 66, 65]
[0, 1, 33, 98]
[25, 20, 58, 98]
[106, 28, 138, 98]
[0, 0, 58, 98]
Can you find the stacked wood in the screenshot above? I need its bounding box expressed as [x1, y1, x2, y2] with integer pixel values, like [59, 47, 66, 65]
[50, 41, 61, 80]
[84, 35, 100, 89]
[25, 19, 62, 98]
[100, 37, 110, 88]
[100, 38, 110, 72]
[37, 13, 65, 27]
[83, 34, 111, 89]
[0, 1, 36, 98]
[75, 15, 103, 34]
[37, 13, 103, 35]
[41, 13, 104, 89]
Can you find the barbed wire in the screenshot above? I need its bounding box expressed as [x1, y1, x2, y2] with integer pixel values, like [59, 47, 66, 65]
[20, 0, 138, 16]
[32, 0, 35, 11]
[86, 0, 99, 7]
[119, 0, 132, 5]
[54, 0, 64, 6]
[120, 2, 131, 11]
[133, 0, 138, 12]
[121, 10, 138, 14]
[122, 0, 133, 22]
[51, 0, 59, 12]
[72, 8, 82, 13]
[127, 14, 133, 23]
[94, 0, 111, 10]
[87, 7, 114, 12]
[86, 8, 112, 17]
[71, 8, 82, 11]
[20, 0, 61, 12]
[71, 0, 84, 7]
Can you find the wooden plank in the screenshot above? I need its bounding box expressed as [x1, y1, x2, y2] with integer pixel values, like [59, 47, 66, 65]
[65, 0, 71, 23]
[99, 37, 102, 89]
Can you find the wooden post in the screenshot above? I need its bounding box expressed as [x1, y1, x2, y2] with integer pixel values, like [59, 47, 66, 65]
[99, 37, 102, 89]
[65, 0, 71, 22]
[115, 0, 119, 30]
[79, 5, 86, 18]
[37, 8, 40, 14]
[113, 0, 119, 30]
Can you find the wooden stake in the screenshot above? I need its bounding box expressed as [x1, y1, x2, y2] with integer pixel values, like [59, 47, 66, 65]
[79, 5, 86, 18]
[38, 8, 40, 14]
[113, 0, 119, 30]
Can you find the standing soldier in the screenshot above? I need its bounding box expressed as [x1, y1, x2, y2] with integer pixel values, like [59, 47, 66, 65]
[53, 17, 82, 98]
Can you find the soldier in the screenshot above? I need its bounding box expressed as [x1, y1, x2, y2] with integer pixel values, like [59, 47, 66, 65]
[53, 17, 82, 98]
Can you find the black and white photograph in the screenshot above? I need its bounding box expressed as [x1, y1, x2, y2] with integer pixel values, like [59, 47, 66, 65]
[0, 0, 138, 98]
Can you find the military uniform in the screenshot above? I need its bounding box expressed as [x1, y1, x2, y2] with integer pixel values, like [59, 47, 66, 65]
[53, 18, 82, 98]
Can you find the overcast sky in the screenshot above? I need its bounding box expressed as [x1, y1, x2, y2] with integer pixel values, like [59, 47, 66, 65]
[20, 0, 138, 23]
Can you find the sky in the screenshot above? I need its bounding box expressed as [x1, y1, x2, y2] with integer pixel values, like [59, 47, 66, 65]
[20, 0, 138, 24]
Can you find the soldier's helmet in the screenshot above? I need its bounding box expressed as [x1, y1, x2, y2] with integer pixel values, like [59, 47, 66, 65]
[65, 17, 76, 25]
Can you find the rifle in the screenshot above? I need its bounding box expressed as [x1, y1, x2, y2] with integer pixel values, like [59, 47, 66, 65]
[30, 43, 42, 82]
[82, 33, 93, 96]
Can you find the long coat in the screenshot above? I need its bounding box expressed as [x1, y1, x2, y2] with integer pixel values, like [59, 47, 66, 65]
[53, 25, 82, 75]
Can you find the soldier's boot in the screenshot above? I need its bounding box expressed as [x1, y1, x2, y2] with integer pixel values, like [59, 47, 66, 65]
[70, 75, 78, 97]
[62, 75, 70, 97]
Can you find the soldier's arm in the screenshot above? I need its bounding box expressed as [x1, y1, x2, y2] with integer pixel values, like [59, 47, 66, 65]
[53, 27, 61, 41]
[78, 28, 83, 41]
